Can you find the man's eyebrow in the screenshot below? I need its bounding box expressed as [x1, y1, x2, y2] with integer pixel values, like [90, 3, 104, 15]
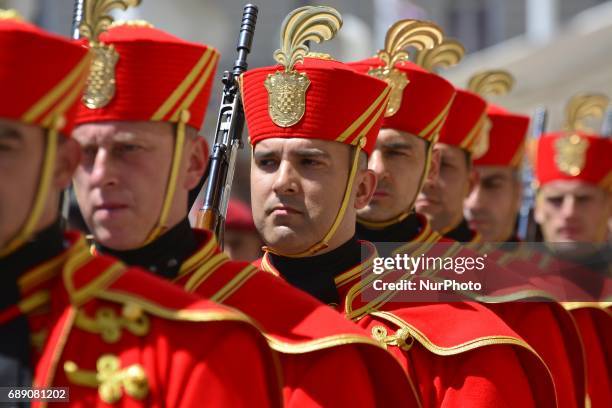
[482, 174, 507, 183]
[253, 150, 278, 159]
[292, 148, 331, 159]
[0, 127, 22, 141]
[112, 131, 140, 143]
[381, 141, 413, 150]
[253, 147, 332, 160]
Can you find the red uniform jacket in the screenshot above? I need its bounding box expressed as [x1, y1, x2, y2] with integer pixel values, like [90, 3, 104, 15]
[562, 303, 611, 408]
[486, 242, 612, 407]
[15, 232, 282, 407]
[459, 242, 589, 408]
[259, 218, 558, 407]
[173, 229, 421, 407]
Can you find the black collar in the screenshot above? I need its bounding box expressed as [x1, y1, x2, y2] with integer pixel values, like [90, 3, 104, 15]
[269, 236, 361, 305]
[98, 218, 198, 279]
[0, 221, 65, 308]
[0, 222, 63, 389]
[356, 212, 422, 256]
[444, 218, 475, 242]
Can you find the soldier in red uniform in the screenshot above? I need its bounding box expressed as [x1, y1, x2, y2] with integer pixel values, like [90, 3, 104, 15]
[346, 28, 575, 407]
[414, 82, 485, 242]
[71, 5, 418, 407]
[533, 94, 612, 407]
[0, 9, 284, 407]
[245, 19, 556, 407]
[464, 103, 529, 242]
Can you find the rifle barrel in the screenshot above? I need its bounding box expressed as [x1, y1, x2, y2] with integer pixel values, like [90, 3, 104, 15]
[71, 0, 85, 40]
[233, 4, 258, 76]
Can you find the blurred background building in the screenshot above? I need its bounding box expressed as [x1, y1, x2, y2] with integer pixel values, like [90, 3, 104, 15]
[5, 0, 611, 202]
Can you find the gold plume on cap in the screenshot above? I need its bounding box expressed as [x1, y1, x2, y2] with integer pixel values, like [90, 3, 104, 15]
[79, 0, 141, 43]
[369, 20, 443, 117]
[0, 9, 23, 20]
[108, 19, 154, 29]
[80, 0, 141, 109]
[415, 38, 464, 72]
[564, 93, 609, 132]
[467, 70, 514, 97]
[265, 6, 342, 128]
[376, 20, 443, 68]
[273, 5, 342, 72]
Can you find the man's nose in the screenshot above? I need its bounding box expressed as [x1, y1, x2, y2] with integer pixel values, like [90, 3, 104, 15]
[272, 160, 299, 195]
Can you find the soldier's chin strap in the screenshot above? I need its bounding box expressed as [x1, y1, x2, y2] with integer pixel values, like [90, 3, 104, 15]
[357, 138, 435, 229]
[0, 122, 60, 257]
[141, 110, 189, 246]
[263, 137, 366, 258]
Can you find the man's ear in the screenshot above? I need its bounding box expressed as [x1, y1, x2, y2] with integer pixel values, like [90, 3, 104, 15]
[184, 136, 209, 190]
[425, 147, 441, 184]
[467, 167, 479, 196]
[512, 177, 523, 212]
[533, 191, 544, 225]
[354, 168, 377, 210]
[54, 138, 81, 189]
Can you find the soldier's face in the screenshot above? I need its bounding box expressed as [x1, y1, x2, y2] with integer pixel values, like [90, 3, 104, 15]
[73, 121, 205, 250]
[0, 119, 43, 249]
[464, 166, 522, 241]
[535, 180, 611, 243]
[251, 138, 369, 255]
[358, 128, 429, 221]
[416, 144, 475, 232]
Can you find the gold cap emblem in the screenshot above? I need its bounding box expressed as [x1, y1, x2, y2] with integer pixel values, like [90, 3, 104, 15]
[554, 93, 610, 176]
[368, 20, 443, 117]
[554, 133, 588, 176]
[80, 0, 141, 109]
[264, 6, 342, 127]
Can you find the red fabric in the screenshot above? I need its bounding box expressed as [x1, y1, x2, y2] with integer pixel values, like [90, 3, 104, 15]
[361, 316, 539, 408]
[569, 307, 612, 408]
[535, 131, 612, 189]
[438, 88, 487, 152]
[242, 57, 389, 155]
[29, 231, 282, 407]
[258, 225, 556, 407]
[345, 302, 555, 407]
[175, 229, 421, 407]
[336, 219, 556, 407]
[348, 59, 456, 142]
[474, 104, 530, 167]
[0, 16, 90, 135]
[486, 302, 585, 408]
[74, 24, 219, 130]
[225, 199, 256, 231]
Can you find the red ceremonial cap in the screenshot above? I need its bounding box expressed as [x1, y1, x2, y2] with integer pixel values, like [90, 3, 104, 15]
[534, 93, 612, 190]
[474, 104, 530, 167]
[535, 131, 612, 190]
[75, 21, 219, 130]
[225, 200, 256, 231]
[241, 6, 388, 157]
[348, 59, 455, 143]
[0, 10, 90, 135]
[242, 56, 389, 156]
[438, 88, 488, 154]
